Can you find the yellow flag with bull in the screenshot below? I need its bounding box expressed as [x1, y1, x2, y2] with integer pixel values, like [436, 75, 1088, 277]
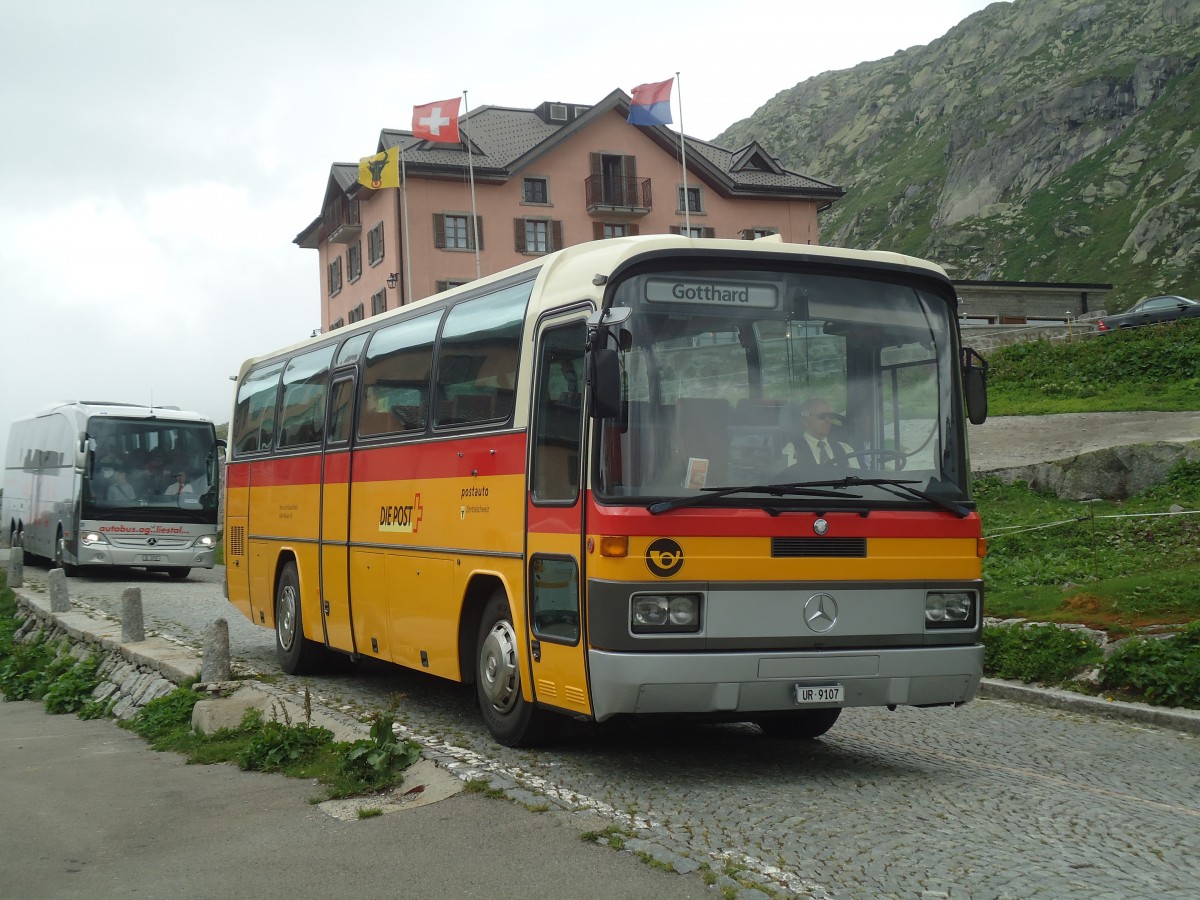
[358, 146, 400, 190]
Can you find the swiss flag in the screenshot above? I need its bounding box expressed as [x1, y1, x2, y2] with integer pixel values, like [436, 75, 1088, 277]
[412, 98, 461, 143]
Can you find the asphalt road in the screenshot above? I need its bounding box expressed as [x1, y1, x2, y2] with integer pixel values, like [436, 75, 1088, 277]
[13, 561, 1200, 898]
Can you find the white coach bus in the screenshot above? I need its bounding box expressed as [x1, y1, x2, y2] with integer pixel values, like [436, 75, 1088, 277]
[2, 401, 223, 578]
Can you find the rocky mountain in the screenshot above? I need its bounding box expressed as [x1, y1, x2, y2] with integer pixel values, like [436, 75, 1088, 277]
[715, 0, 1200, 309]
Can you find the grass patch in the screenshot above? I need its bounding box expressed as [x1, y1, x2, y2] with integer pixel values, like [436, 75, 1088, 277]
[121, 689, 420, 800]
[977, 463, 1200, 630]
[977, 461, 1200, 706]
[984, 320, 1200, 416]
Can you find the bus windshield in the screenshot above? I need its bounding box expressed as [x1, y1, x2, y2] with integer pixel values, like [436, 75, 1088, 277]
[84, 417, 219, 521]
[595, 264, 967, 509]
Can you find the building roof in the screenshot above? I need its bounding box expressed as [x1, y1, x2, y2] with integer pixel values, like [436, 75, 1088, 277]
[295, 89, 843, 247]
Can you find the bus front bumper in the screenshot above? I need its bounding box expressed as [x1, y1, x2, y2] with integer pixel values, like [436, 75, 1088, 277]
[75, 541, 216, 570]
[586, 645, 982, 722]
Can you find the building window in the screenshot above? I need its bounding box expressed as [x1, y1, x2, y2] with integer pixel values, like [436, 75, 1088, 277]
[435, 279, 469, 293]
[523, 177, 549, 204]
[347, 242, 362, 282]
[740, 227, 779, 240]
[674, 225, 715, 238]
[367, 222, 384, 265]
[515, 218, 563, 254]
[678, 186, 703, 214]
[593, 222, 638, 240]
[327, 257, 343, 296]
[434, 213, 482, 251]
[371, 290, 387, 316]
[330, 316, 345, 330]
[348, 303, 365, 324]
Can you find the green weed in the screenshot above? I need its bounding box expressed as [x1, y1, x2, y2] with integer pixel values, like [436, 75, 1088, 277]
[1100, 622, 1200, 707]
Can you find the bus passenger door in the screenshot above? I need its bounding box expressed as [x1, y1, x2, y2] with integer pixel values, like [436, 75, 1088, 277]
[320, 374, 357, 654]
[525, 316, 591, 718]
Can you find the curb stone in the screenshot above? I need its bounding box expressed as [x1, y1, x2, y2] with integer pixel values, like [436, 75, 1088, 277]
[10, 585, 1198, 738]
[979, 678, 1200, 734]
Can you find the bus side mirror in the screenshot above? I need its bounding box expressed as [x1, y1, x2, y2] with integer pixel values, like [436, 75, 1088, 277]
[588, 348, 622, 419]
[586, 306, 632, 420]
[77, 434, 94, 472]
[962, 348, 988, 425]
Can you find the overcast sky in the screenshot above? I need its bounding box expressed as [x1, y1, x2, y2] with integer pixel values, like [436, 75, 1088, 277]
[0, 0, 995, 462]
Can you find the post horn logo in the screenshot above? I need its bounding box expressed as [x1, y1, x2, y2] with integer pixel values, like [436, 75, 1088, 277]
[645, 538, 684, 577]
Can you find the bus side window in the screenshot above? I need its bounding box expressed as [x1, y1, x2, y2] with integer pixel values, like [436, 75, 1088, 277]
[531, 321, 586, 503]
[361, 310, 441, 437]
[278, 344, 334, 449]
[433, 281, 531, 428]
[233, 361, 284, 455]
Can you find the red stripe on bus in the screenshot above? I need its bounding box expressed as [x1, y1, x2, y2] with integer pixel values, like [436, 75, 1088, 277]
[352, 432, 527, 482]
[227, 432, 528, 488]
[586, 495, 981, 539]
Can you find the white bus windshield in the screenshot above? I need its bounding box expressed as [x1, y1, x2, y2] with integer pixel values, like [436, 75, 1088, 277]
[595, 265, 967, 509]
[84, 417, 219, 519]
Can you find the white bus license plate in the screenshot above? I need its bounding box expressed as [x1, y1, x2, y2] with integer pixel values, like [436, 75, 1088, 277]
[794, 684, 844, 705]
[141, 554, 163, 562]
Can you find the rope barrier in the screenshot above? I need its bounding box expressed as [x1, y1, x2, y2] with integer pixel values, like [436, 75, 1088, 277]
[985, 506, 1200, 540]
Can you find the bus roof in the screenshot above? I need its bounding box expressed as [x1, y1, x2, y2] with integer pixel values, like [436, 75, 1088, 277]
[237, 235, 954, 380]
[26, 401, 215, 425]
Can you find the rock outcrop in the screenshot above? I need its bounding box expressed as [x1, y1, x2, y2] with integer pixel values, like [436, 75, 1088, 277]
[715, 0, 1200, 308]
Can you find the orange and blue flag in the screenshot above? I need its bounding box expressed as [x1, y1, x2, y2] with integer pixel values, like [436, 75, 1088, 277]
[627, 78, 673, 126]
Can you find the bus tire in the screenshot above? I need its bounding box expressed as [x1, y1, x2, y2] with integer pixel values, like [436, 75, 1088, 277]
[274, 560, 326, 675]
[167, 568, 191, 580]
[475, 590, 559, 748]
[755, 708, 841, 739]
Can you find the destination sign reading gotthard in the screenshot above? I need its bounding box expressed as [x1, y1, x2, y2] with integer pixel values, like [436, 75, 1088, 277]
[644, 277, 779, 308]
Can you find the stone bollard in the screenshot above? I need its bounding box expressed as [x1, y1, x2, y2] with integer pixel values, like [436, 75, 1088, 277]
[49, 568, 71, 612]
[201, 618, 232, 683]
[121, 587, 145, 643]
[7, 546, 23, 589]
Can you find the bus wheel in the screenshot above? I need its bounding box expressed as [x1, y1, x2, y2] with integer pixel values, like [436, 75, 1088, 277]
[274, 561, 325, 675]
[475, 591, 559, 748]
[167, 568, 191, 580]
[754, 708, 842, 739]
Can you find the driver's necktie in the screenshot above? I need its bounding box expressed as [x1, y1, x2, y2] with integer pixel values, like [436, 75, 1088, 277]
[818, 441, 832, 464]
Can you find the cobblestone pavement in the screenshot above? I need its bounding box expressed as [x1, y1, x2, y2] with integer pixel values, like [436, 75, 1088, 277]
[23, 566, 1200, 899]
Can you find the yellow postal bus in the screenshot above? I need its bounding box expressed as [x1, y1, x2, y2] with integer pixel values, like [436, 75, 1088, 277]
[225, 235, 989, 746]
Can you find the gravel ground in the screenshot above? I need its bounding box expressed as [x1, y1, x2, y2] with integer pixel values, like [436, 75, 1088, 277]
[968, 410, 1200, 471]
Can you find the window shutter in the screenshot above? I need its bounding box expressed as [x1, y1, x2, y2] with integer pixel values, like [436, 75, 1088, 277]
[704, 227, 715, 238]
[433, 214, 446, 249]
[590, 153, 602, 178]
[624, 155, 637, 179]
[551, 220, 563, 252]
[513, 218, 527, 252]
[593, 222, 604, 240]
[629, 223, 640, 236]
[474, 215, 484, 251]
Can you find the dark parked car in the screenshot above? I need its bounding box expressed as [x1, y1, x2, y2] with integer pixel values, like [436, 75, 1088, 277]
[1097, 295, 1200, 332]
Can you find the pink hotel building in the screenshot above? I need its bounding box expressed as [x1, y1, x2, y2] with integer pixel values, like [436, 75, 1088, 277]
[296, 88, 845, 332]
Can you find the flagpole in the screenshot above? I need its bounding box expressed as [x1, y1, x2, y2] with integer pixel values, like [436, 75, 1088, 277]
[463, 89, 481, 279]
[676, 71, 690, 233]
[400, 144, 413, 305]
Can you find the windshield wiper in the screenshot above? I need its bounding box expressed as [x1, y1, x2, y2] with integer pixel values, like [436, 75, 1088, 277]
[785, 476, 971, 518]
[648, 483, 859, 515]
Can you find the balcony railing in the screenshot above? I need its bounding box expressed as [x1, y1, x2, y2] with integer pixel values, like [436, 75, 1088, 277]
[326, 198, 362, 244]
[584, 175, 652, 214]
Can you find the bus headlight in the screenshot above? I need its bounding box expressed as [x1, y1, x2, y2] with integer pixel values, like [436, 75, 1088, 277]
[196, 534, 216, 549]
[925, 591, 977, 628]
[81, 532, 108, 546]
[631, 593, 702, 634]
